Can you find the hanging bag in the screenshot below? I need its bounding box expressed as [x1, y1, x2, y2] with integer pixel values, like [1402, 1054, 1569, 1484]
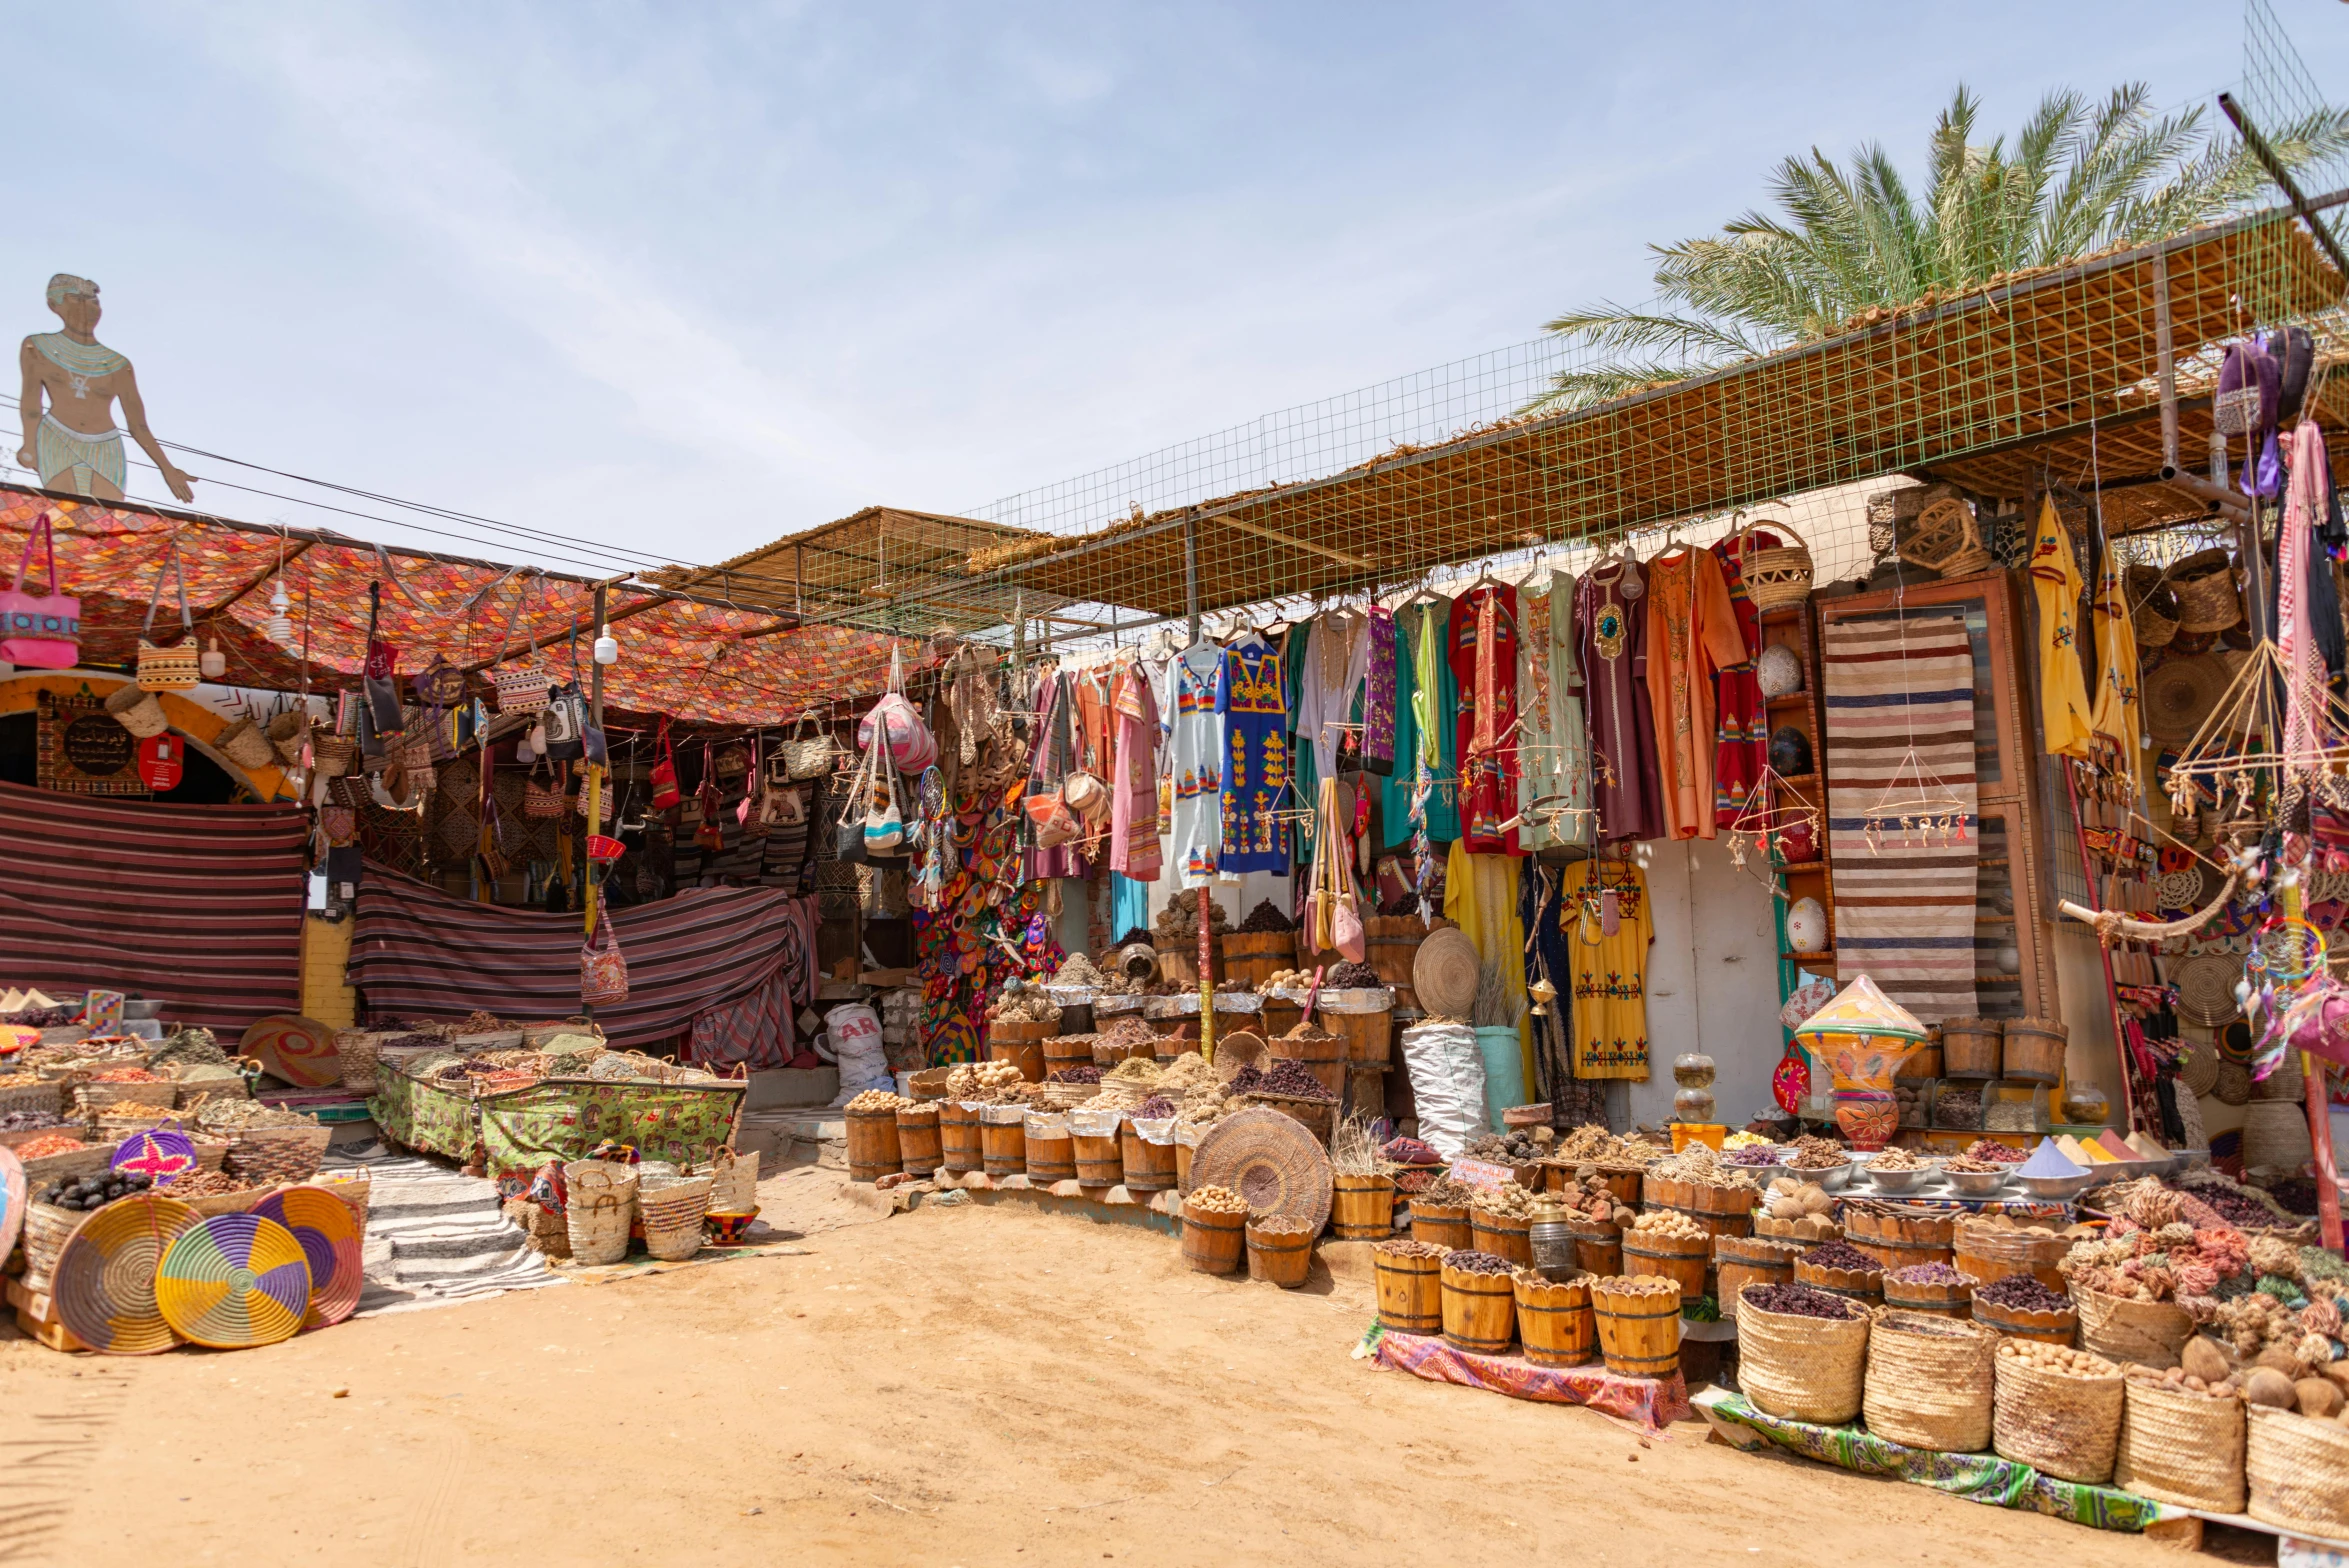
[864, 740, 906, 855]
[524, 756, 570, 819]
[694, 740, 726, 851]
[0, 512, 80, 669]
[649, 718, 682, 812]
[783, 713, 837, 780]
[411, 653, 465, 706]
[832, 739, 874, 864]
[134, 537, 203, 690]
[359, 581, 406, 734]
[488, 574, 553, 713]
[580, 910, 630, 1008]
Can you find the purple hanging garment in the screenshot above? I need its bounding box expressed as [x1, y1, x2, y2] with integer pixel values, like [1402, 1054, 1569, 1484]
[1363, 607, 1397, 777]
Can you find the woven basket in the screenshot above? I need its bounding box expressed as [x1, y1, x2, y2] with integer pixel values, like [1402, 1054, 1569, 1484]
[72, 1079, 176, 1116]
[1739, 519, 1814, 613]
[2213, 1060, 2254, 1106]
[216, 715, 278, 770]
[177, 1183, 272, 1219]
[2242, 1099, 2314, 1172]
[699, 1149, 760, 1215]
[2171, 551, 2241, 634]
[1735, 1284, 1871, 1423]
[137, 639, 203, 691]
[2113, 1379, 2246, 1512]
[19, 1201, 88, 1290]
[1242, 1090, 1334, 1144]
[2072, 1286, 2196, 1370]
[638, 1175, 712, 1261]
[563, 1160, 638, 1264]
[2127, 564, 2181, 650]
[103, 681, 170, 738]
[334, 1031, 383, 1093]
[2247, 1403, 2349, 1536]
[2250, 1049, 2306, 1102]
[2178, 1041, 2220, 1097]
[314, 734, 357, 778]
[22, 1141, 118, 1185]
[222, 1124, 332, 1184]
[313, 1169, 373, 1232]
[0, 1079, 65, 1118]
[1992, 1347, 2123, 1482]
[1862, 1310, 1997, 1453]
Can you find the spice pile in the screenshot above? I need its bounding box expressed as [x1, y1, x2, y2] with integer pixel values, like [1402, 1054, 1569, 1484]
[1887, 1262, 1971, 1287]
[1322, 960, 1382, 989]
[1413, 1176, 1474, 1209]
[1973, 1273, 2071, 1313]
[13, 1132, 85, 1160]
[1134, 1095, 1178, 1120]
[1050, 953, 1106, 988]
[1049, 1065, 1103, 1085]
[1781, 1135, 1850, 1172]
[1468, 1182, 1535, 1218]
[1237, 900, 1295, 934]
[986, 989, 1061, 1026]
[1153, 895, 1229, 942]
[38, 1170, 156, 1210]
[0, 1109, 68, 1133]
[1962, 1139, 2028, 1165]
[1741, 1282, 1862, 1319]
[1942, 1153, 2013, 1174]
[150, 1027, 228, 1067]
[1651, 1142, 1760, 1192]
[1630, 1210, 1707, 1242]
[845, 1089, 910, 1113]
[1382, 1135, 1442, 1166]
[1866, 1147, 1925, 1171]
[164, 1170, 258, 1200]
[1996, 1338, 2116, 1379]
[1552, 1125, 1662, 1166]
[946, 1062, 1029, 1102]
[1375, 1238, 1447, 1260]
[1799, 1240, 1882, 1274]
[1184, 1185, 1249, 1215]
[1442, 1249, 1515, 1275]
[1761, 1178, 1834, 1222]
[1722, 1143, 1784, 1168]
[1254, 1059, 1335, 1102]
[1595, 1274, 1678, 1299]
[191, 1099, 320, 1132]
[1932, 1086, 1982, 1128]
[1553, 1175, 1635, 1226]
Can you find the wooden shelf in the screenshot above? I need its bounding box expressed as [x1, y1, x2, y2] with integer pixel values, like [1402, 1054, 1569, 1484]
[1766, 694, 1812, 710]
[1782, 951, 1834, 964]
[1774, 861, 1828, 876]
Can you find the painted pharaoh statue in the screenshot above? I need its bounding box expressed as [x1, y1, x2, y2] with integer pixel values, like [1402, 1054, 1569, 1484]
[17, 274, 195, 503]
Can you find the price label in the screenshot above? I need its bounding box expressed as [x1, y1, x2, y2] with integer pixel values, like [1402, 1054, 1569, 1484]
[1447, 1158, 1517, 1192]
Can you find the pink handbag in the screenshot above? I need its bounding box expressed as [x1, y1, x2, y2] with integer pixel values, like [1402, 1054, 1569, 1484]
[0, 513, 80, 669]
[580, 911, 630, 1007]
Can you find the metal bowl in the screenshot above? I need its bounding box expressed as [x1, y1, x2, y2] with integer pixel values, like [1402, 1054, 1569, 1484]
[1944, 1168, 2010, 1197]
[1790, 1160, 1854, 1192]
[2017, 1170, 2101, 1201]
[1863, 1163, 1936, 1195]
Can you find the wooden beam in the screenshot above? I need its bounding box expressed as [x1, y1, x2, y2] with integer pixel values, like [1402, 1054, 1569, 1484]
[1212, 514, 1374, 570]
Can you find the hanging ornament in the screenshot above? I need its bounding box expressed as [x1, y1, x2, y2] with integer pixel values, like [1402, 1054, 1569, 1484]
[264, 582, 294, 648]
[593, 633, 620, 666]
[198, 637, 227, 680]
[515, 735, 538, 763]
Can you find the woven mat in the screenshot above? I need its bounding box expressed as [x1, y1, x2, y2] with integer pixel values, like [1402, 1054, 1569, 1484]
[1365, 1325, 1691, 1434]
[1693, 1387, 2177, 1532]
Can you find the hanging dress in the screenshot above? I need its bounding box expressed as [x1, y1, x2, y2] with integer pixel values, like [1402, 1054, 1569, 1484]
[1567, 857, 1653, 1080]
[1576, 562, 1662, 844]
[1109, 655, 1162, 881]
[1548, 569, 1594, 848]
[1380, 608, 1422, 850]
[1022, 671, 1087, 881]
[1408, 598, 1464, 843]
[1166, 641, 1225, 888]
[1449, 583, 1522, 856]
[1642, 546, 1746, 842]
[2030, 496, 2096, 762]
[1217, 631, 1290, 875]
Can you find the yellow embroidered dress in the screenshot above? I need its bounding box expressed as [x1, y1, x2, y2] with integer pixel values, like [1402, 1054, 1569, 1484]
[1566, 858, 1653, 1080]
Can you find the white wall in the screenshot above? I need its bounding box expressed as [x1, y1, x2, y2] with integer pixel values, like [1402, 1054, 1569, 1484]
[1626, 837, 1786, 1131]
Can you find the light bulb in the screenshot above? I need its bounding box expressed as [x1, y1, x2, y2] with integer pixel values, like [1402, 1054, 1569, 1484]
[515, 738, 537, 763]
[198, 638, 227, 679]
[593, 634, 620, 666]
[263, 613, 293, 647]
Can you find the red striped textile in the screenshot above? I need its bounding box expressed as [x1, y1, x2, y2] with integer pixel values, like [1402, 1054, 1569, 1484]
[349, 868, 811, 1053]
[0, 778, 307, 1033]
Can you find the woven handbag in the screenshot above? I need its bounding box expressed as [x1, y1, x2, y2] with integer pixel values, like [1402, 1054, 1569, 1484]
[523, 759, 570, 820]
[581, 911, 629, 1007]
[136, 539, 203, 691]
[0, 512, 79, 670]
[410, 653, 465, 706]
[783, 714, 837, 780]
[488, 575, 553, 713]
[1735, 514, 1814, 614]
[104, 681, 170, 738]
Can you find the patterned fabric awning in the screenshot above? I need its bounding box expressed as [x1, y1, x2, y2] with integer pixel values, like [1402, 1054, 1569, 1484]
[0, 484, 934, 724]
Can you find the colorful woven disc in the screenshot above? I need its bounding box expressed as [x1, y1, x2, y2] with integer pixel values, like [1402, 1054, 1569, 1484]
[238, 1013, 341, 1089]
[0, 1147, 24, 1277]
[115, 1128, 199, 1183]
[155, 1213, 311, 1349]
[51, 1193, 201, 1355]
[252, 1184, 364, 1329]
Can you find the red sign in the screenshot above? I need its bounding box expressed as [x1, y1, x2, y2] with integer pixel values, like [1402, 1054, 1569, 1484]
[136, 733, 183, 791]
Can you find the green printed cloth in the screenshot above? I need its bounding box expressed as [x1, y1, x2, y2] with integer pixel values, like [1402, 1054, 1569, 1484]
[478, 1079, 744, 1182]
[369, 1068, 479, 1161]
[1693, 1389, 2179, 1534]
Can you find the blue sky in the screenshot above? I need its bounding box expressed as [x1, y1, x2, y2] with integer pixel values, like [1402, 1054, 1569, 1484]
[4, 2, 2343, 574]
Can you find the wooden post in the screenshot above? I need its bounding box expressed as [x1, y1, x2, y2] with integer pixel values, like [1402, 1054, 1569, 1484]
[2152, 247, 2178, 476]
[584, 583, 608, 941]
[1198, 886, 1216, 1063]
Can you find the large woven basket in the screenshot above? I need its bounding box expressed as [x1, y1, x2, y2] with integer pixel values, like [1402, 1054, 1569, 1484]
[335, 1031, 384, 1093]
[699, 1148, 759, 1215]
[563, 1160, 638, 1265]
[1862, 1310, 1996, 1453]
[638, 1175, 712, 1261]
[19, 1201, 88, 1291]
[222, 1124, 332, 1184]
[1735, 1285, 1871, 1423]
[104, 681, 170, 737]
[1738, 518, 1814, 614]
[2170, 550, 2240, 634]
[2242, 1100, 2314, 1172]
[2114, 1379, 2245, 1512]
[0, 1079, 65, 1118]
[72, 1080, 176, 1116]
[1991, 1346, 2123, 1483]
[22, 1142, 119, 1186]
[2126, 564, 2180, 650]
[177, 1182, 273, 1219]
[2247, 1403, 2349, 1536]
[2072, 1286, 2196, 1370]
[1186, 1107, 1334, 1232]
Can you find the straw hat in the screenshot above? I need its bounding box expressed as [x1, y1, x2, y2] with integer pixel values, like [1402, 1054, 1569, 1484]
[1413, 927, 1482, 1019]
[2143, 654, 2232, 744]
[1187, 1107, 1332, 1231]
[2171, 950, 2243, 1029]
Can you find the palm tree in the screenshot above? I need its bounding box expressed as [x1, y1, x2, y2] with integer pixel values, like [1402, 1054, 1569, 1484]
[1534, 84, 2349, 412]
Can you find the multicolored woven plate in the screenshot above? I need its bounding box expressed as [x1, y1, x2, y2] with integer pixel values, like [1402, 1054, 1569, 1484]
[114, 1128, 198, 1183]
[51, 1193, 201, 1355]
[252, 1184, 363, 1328]
[0, 1147, 24, 1276]
[155, 1213, 311, 1349]
[238, 1014, 342, 1089]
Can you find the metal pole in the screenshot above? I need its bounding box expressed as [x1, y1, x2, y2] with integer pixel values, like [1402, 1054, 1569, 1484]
[584, 583, 608, 942]
[1183, 508, 1201, 647]
[1182, 505, 1213, 1059]
[2220, 93, 2349, 287]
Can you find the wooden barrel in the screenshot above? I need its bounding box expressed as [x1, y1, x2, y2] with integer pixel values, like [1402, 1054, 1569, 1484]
[1072, 1132, 1123, 1187]
[1471, 1210, 1534, 1268]
[1953, 1220, 2069, 1292]
[1566, 1217, 1622, 1277]
[989, 1039, 1045, 1083]
[1585, 1164, 1644, 1206]
[844, 1108, 903, 1183]
[1844, 1206, 1956, 1272]
[1373, 1245, 1443, 1333]
[1641, 1173, 1758, 1240]
[1119, 1125, 1178, 1191]
[1882, 1274, 1974, 1318]
[2002, 1017, 2067, 1085]
[1591, 1280, 1682, 1378]
[1621, 1230, 1709, 1301]
[989, 1017, 1052, 1044]
[894, 1105, 943, 1174]
[1972, 1296, 2077, 1346]
[1024, 1125, 1076, 1183]
[1266, 1027, 1347, 1099]
[1411, 1201, 1472, 1251]
[1175, 1134, 1196, 1191]
[1245, 1223, 1314, 1288]
[1181, 1205, 1245, 1274]
[1319, 990, 1394, 1065]
[1940, 1017, 2003, 1080]
[1440, 1263, 1516, 1352]
[1793, 1257, 1884, 1308]
[980, 1118, 1026, 1177]
[1714, 1235, 1800, 1303]
[1365, 914, 1445, 1011]
[939, 1103, 983, 1175]
[1154, 937, 1221, 986]
[1222, 930, 1297, 989]
[1041, 1034, 1097, 1080]
[1513, 1271, 1596, 1367]
[1259, 996, 1304, 1038]
[1331, 1173, 1396, 1240]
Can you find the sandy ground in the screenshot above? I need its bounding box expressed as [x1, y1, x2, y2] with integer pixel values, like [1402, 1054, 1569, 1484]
[0, 1175, 2248, 1568]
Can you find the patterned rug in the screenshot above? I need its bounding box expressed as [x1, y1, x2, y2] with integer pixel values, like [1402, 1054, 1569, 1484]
[1821, 611, 1981, 1023]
